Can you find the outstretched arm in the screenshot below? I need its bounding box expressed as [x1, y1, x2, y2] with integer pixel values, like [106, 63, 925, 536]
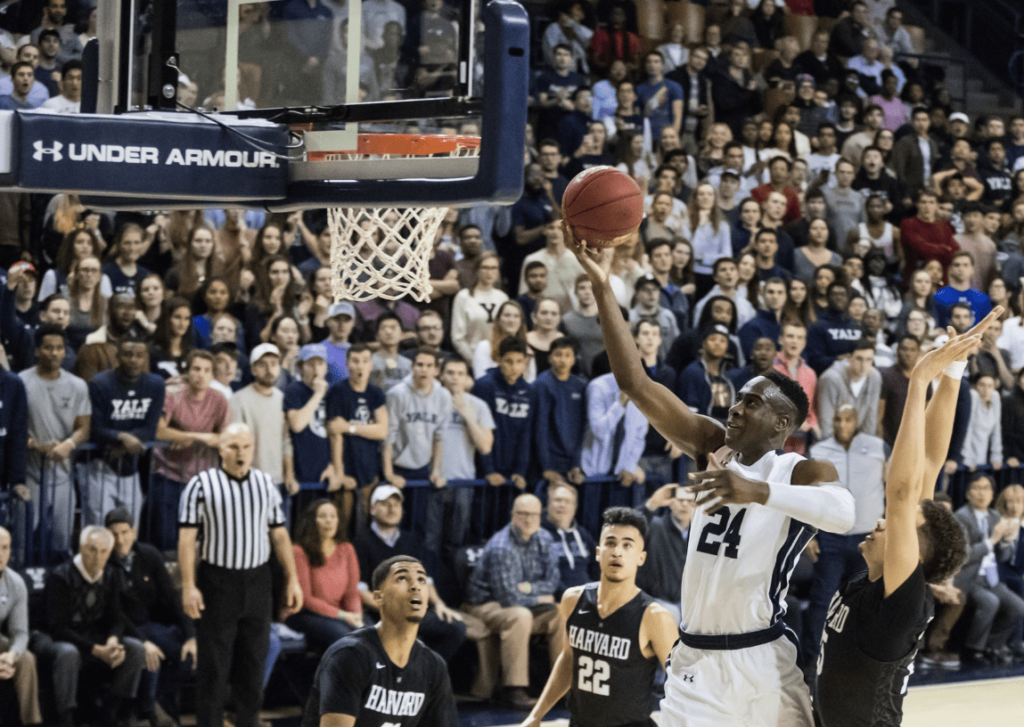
[567, 224, 725, 461]
[883, 312, 998, 596]
[521, 590, 579, 727]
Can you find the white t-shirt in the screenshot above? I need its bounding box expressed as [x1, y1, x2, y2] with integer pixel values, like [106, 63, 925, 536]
[40, 95, 80, 113]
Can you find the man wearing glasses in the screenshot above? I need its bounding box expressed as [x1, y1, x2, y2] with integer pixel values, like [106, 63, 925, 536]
[401, 310, 451, 361]
[463, 494, 565, 711]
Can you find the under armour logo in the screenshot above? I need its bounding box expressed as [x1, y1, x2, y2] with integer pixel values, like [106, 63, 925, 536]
[32, 140, 63, 161]
[681, 674, 695, 683]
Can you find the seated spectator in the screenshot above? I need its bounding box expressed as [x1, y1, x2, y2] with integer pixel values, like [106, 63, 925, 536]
[285, 499, 363, 653]
[104, 508, 195, 725]
[817, 339, 881, 439]
[954, 475, 1024, 665]
[0, 525, 41, 727]
[630, 274, 680, 360]
[151, 350, 230, 550]
[995, 484, 1024, 600]
[677, 324, 736, 424]
[934, 252, 992, 329]
[452, 253, 509, 363]
[561, 275, 604, 377]
[20, 323, 90, 557]
[400, 309, 451, 361]
[0, 46, 50, 108]
[962, 374, 1003, 471]
[709, 42, 763, 137]
[369, 312, 411, 392]
[354, 485, 481, 665]
[955, 203, 998, 291]
[32, 526, 146, 727]
[518, 220, 584, 316]
[284, 343, 333, 492]
[591, 59, 629, 123]
[463, 494, 564, 711]
[383, 348, 449, 488]
[773, 321, 819, 453]
[542, 482, 598, 597]
[636, 483, 694, 625]
[795, 29, 845, 88]
[149, 297, 194, 382]
[806, 281, 864, 374]
[472, 337, 534, 490]
[86, 334, 165, 527]
[729, 336, 777, 391]
[589, 6, 640, 76]
[433, 356, 493, 553]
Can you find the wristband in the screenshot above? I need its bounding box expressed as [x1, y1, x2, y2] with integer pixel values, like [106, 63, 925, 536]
[943, 360, 967, 380]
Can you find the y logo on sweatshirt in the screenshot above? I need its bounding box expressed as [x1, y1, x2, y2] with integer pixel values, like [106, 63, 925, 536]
[495, 397, 530, 418]
[111, 398, 153, 421]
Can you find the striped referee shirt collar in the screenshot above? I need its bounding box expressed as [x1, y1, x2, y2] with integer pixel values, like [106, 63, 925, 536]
[222, 468, 253, 486]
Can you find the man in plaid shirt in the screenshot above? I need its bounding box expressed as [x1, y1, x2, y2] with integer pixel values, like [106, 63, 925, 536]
[463, 494, 564, 711]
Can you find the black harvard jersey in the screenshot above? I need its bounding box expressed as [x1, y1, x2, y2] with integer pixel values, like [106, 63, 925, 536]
[567, 583, 658, 727]
[815, 564, 932, 727]
[303, 626, 457, 727]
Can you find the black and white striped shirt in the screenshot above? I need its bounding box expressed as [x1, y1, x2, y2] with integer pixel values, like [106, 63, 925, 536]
[178, 467, 285, 570]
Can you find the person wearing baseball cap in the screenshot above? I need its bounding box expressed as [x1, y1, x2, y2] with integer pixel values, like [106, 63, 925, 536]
[6, 262, 37, 329]
[324, 301, 355, 384]
[231, 342, 299, 504]
[677, 323, 735, 423]
[631, 274, 679, 360]
[283, 344, 333, 490]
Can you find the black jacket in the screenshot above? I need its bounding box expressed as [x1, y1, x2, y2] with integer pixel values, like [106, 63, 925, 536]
[636, 505, 689, 603]
[113, 542, 195, 638]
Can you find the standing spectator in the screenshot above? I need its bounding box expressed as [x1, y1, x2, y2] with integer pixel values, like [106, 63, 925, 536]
[589, 5, 640, 76]
[533, 338, 587, 486]
[369, 312, 411, 392]
[326, 344, 388, 539]
[518, 220, 584, 315]
[0, 526, 40, 727]
[750, 229, 792, 284]
[541, 482, 598, 596]
[561, 275, 603, 376]
[231, 343, 299, 515]
[752, 158, 802, 224]
[953, 475, 1024, 665]
[773, 321, 819, 453]
[710, 43, 763, 137]
[806, 281, 864, 374]
[382, 348, 449, 488]
[284, 344, 333, 490]
[517, 261, 548, 328]
[739, 277, 786, 360]
[32, 526, 146, 727]
[962, 374, 1003, 471]
[891, 108, 941, 201]
[934, 252, 992, 329]
[817, 339, 881, 439]
[534, 45, 586, 140]
[401, 309, 451, 360]
[954, 203, 998, 291]
[284, 499, 363, 654]
[452, 253, 508, 362]
[20, 324, 89, 557]
[728, 336, 777, 391]
[151, 350, 231, 551]
[677, 324, 736, 424]
[852, 150, 904, 221]
[823, 159, 866, 248]
[795, 30, 846, 87]
[40, 58, 82, 113]
[636, 51, 682, 145]
[969, 318, 1014, 392]
[803, 405, 886, 665]
[542, 2, 593, 74]
[105, 508, 196, 726]
[434, 356, 494, 552]
[322, 301, 354, 385]
[177, 423, 303, 727]
[472, 338, 534, 489]
[635, 483, 695, 625]
[86, 334, 165, 526]
[463, 494, 564, 711]
[878, 334, 925, 448]
[645, 238, 690, 331]
[30, 0, 83, 64]
[666, 46, 711, 153]
[629, 274, 680, 360]
[979, 138, 1014, 206]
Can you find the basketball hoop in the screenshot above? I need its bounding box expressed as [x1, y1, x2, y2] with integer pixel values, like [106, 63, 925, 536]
[313, 133, 480, 304]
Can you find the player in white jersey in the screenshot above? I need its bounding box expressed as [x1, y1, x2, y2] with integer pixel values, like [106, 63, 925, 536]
[567, 224, 856, 727]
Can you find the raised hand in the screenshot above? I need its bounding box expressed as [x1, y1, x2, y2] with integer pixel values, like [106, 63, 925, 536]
[564, 222, 608, 285]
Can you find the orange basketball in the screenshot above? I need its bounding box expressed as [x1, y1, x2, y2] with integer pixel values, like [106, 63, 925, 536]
[562, 166, 644, 248]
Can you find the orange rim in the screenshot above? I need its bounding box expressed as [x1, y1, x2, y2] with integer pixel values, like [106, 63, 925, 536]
[299, 133, 481, 161]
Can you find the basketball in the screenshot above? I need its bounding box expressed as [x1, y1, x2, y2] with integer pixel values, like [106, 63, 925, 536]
[562, 166, 645, 249]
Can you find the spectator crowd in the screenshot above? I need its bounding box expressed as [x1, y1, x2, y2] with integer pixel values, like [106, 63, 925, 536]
[3, 0, 1024, 724]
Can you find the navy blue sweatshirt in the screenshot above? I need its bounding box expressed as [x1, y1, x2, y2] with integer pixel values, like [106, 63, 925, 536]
[471, 368, 533, 478]
[532, 369, 586, 474]
[542, 518, 599, 597]
[737, 309, 782, 360]
[806, 307, 863, 375]
[88, 369, 165, 476]
[1, 285, 75, 372]
[0, 369, 27, 487]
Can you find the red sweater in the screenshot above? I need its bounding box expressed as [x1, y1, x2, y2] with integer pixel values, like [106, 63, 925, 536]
[293, 543, 362, 618]
[899, 217, 959, 287]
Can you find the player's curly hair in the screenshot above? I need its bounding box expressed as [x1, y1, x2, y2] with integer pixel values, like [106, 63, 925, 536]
[761, 370, 809, 430]
[601, 507, 648, 544]
[918, 499, 968, 584]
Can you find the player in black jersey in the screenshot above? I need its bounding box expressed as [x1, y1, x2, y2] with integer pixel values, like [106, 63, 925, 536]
[303, 555, 457, 727]
[521, 507, 679, 727]
[814, 314, 997, 727]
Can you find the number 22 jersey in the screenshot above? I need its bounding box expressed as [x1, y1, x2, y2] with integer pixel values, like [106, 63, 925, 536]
[567, 583, 658, 727]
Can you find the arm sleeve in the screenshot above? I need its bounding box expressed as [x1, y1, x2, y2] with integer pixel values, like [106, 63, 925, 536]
[763, 481, 856, 534]
[472, 381, 497, 474]
[587, 380, 626, 438]
[961, 399, 982, 467]
[615, 404, 648, 474]
[150, 548, 195, 638]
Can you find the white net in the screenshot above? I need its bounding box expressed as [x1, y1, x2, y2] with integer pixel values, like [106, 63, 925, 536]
[320, 134, 480, 303]
[328, 206, 449, 303]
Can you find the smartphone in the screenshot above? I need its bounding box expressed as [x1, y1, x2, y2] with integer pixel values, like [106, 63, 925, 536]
[675, 486, 695, 501]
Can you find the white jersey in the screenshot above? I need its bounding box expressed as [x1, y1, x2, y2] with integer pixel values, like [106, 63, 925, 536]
[679, 449, 816, 635]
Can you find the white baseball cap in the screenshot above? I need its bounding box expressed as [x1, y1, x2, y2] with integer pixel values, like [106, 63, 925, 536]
[250, 343, 281, 365]
[371, 484, 404, 505]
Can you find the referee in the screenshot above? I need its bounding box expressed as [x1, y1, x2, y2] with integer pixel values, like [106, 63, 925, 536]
[178, 422, 303, 727]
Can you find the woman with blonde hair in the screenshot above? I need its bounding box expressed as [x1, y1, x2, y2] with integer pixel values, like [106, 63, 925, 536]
[39, 228, 113, 300]
[164, 224, 221, 301]
[688, 181, 732, 299]
[473, 299, 536, 381]
[451, 251, 508, 362]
